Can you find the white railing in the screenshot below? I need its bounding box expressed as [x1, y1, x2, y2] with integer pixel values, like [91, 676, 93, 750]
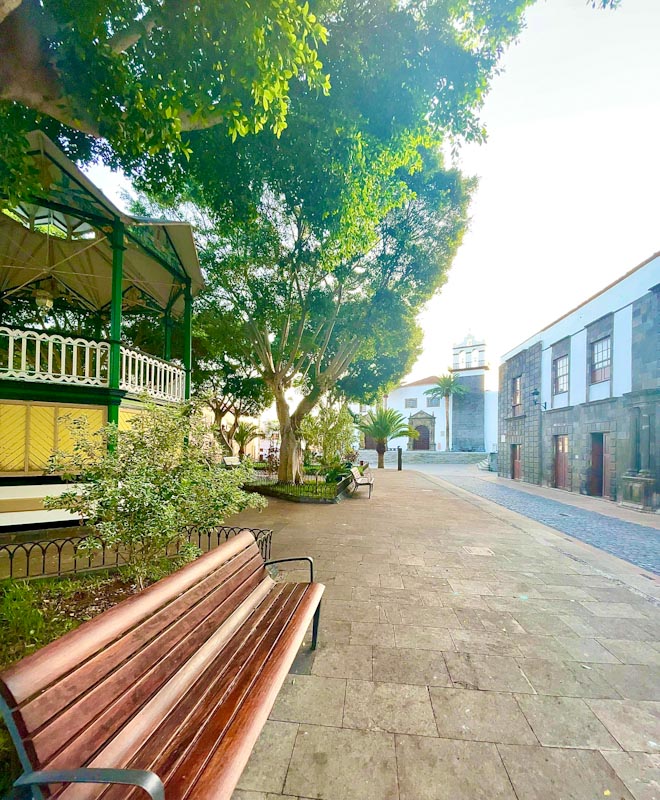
[0, 327, 185, 402]
[119, 346, 185, 403]
[0, 326, 109, 387]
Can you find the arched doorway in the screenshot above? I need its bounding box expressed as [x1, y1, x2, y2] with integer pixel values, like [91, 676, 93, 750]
[413, 425, 430, 450]
[364, 434, 378, 450]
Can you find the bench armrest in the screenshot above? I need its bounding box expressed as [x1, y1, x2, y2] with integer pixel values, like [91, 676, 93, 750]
[265, 557, 314, 583]
[14, 768, 165, 800]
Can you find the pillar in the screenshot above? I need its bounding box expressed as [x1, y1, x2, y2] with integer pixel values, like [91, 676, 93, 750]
[108, 220, 125, 426]
[183, 280, 192, 400]
[163, 311, 172, 361]
[640, 413, 651, 475]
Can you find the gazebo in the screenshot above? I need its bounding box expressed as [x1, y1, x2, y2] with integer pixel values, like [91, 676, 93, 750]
[0, 132, 203, 478]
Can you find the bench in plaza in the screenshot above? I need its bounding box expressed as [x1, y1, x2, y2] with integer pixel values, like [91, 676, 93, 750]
[350, 466, 374, 499]
[0, 531, 324, 800]
[223, 455, 241, 468]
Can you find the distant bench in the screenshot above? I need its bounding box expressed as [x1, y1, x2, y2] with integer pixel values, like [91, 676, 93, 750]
[0, 531, 324, 800]
[350, 466, 374, 499]
[223, 455, 241, 468]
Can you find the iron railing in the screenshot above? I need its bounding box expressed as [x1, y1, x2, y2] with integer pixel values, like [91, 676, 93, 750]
[246, 473, 353, 501]
[0, 526, 272, 581]
[0, 326, 185, 403]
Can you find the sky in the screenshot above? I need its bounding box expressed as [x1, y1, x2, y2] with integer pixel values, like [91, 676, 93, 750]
[410, 0, 660, 388]
[88, 0, 660, 393]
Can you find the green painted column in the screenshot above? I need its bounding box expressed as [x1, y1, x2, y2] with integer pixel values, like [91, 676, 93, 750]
[183, 280, 192, 400]
[108, 220, 125, 426]
[163, 311, 172, 361]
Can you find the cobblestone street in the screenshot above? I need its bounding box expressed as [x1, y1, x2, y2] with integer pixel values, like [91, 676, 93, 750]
[426, 473, 660, 575]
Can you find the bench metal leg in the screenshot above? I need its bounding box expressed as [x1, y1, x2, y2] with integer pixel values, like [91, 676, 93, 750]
[311, 601, 321, 650]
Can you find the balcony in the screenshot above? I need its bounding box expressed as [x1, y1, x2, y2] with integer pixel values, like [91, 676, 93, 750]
[0, 326, 185, 403]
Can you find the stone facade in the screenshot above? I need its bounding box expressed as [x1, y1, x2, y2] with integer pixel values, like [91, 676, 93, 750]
[497, 342, 543, 483]
[452, 374, 485, 452]
[497, 255, 659, 510]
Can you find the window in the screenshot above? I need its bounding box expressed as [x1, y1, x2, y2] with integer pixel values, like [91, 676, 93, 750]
[553, 355, 569, 395]
[511, 376, 522, 416]
[590, 337, 611, 383]
[427, 396, 441, 407]
[465, 351, 472, 367]
[404, 398, 417, 409]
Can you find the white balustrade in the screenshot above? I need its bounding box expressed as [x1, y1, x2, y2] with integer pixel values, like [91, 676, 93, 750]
[119, 346, 185, 402]
[0, 327, 185, 402]
[0, 326, 109, 387]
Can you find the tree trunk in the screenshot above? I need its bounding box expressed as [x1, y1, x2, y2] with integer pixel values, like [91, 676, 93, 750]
[273, 387, 304, 483]
[376, 442, 386, 469]
[445, 395, 450, 452]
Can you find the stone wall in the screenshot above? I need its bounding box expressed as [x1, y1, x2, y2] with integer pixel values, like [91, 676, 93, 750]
[358, 450, 485, 466]
[452, 374, 485, 452]
[497, 342, 543, 482]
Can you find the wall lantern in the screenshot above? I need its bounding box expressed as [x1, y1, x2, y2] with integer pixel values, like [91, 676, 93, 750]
[531, 389, 547, 411]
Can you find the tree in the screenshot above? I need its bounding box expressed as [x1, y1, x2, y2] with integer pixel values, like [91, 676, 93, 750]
[192, 308, 272, 452]
[0, 0, 329, 201]
[44, 402, 266, 589]
[300, 403, 357, 466]
[139, 0, 530, 483]
[234, 421, 260, 460]
[358, 408, 418, 469]
[424, 374, 468, 452]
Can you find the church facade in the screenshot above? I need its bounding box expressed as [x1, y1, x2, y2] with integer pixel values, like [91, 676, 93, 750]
[382, 335, 498, 453]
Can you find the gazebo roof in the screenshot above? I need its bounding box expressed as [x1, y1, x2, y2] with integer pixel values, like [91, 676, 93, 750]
[0, 132, 203, 317]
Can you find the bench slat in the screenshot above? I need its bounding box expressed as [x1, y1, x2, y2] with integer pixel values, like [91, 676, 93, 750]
[0, 532, 259, 708]
[0, 531, 325, 800]
[96, 584, 301, 800]
[182, 583, 323, 800]
[55, 583, 304, 800]
[28, 555, 267, 766]
[20, 548, 264, 741]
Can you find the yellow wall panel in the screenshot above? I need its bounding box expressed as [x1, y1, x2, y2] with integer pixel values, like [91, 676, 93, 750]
[118, 408, 140, 431]
[0, 403, 27, 471]
[56, 406, 105, 457]
[0, 402, 106, 474]
[28, 406, 57, 470]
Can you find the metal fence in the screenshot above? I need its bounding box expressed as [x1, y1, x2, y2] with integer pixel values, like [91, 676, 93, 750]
[246, 473, 353, 501]
[0, 526, 272, 581]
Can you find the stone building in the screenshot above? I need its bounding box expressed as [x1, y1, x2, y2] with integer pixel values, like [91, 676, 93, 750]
[381, 335, 498, 452]
[498, 252, 659, 511]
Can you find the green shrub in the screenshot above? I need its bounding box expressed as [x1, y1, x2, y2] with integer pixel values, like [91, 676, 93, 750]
[45, 402, 266, 589]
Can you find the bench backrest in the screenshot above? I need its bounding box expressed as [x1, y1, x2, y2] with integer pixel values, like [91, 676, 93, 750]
[0, 531, 270, 783]
[223, 456, 241, 467]
[349, 467, 362, 480]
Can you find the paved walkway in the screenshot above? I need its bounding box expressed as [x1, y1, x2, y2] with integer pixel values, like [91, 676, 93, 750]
[423, 472, 660, 575]
[228, 469, 660, 800]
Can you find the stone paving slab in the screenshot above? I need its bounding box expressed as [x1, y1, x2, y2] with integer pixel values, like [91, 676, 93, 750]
[230, 469, 660, 800]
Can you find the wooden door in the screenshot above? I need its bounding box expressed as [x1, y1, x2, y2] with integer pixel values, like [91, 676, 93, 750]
[413, 425, 430, 450]
[554, 435, 569, 489]
[602, 433, 612, 498]
[511, 444, 521, 480]
[590, 433, 604, 496]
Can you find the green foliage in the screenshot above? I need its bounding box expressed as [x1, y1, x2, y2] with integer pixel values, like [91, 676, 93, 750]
[234, 421, 260, 458]
[425, 374, 469, 401]
[44, 403, 266, 588]
[0, 0, 330, 200]
[358, 408, 418, 451]
[301, 404, 357, 466]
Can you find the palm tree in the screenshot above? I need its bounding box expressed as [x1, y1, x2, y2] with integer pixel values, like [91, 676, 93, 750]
[358, 408, 418, 469]
[424, 374, 468, 452]
[234, 421, 260, 459]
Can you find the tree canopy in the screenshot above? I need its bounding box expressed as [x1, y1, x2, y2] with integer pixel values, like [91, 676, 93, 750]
[0, 0, 329, 201]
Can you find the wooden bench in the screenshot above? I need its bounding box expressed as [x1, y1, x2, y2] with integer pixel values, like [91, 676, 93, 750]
[0, 531, 324, 800]
[350, 466, 374, 499]
[223, 455, 241, 468]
